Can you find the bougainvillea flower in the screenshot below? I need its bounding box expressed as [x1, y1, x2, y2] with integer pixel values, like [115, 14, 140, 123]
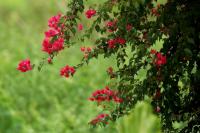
[116, 37, 126, 45]
[150, 49, 157, 54]
[86, 47, 92, 52]
[78, 23, 83, 31]
[89, 86, 123, 103]
[106, 20, 118, 32]
[80, 46, 86, 52]
[106, 21, 116, 28]
[17, 59, 32, 72]
[107, 39, 117, 49]
[42, 37, 52, 54]
[85, 9, 96, 19]
[126, 24, 132, 31]
[89, 114, 109, 125]
[52, 38, 64, 51]
[155, 53, 167, 66]
[47, 57, 52, 64]
[113, 96, 123, 103]
[60, 65, 76, 78]
[42, 37, 64, 54]
[45, 29, 60, 37]
[48, 14, 61, 28]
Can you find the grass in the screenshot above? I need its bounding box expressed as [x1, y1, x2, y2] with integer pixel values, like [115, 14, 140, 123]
[0, 0, 117, 133]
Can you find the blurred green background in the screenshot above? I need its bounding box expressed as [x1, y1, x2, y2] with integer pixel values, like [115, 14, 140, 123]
[0, 0, 117, 133]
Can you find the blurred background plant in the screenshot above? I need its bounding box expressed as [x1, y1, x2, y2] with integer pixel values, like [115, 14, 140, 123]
[117, 99, 161, 133]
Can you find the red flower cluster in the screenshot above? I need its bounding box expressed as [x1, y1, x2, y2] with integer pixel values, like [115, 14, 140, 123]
[150, 49, 167, 66]
[85, 9, 96, 19]
[89, 86, 123, 103]
[89, 114, 109, 125]
[107, 37, 126, 48]
[42, 37, 64, 54]
[45, 29, 60, 38]
[107, 39, 116, 48]
[17, 59, 32, 72]
[117, 37, 126, 45]
[78, 23, 83, 31]
[80, 46, 92, 59]
[106, 20, 117, 32]
[150, 49, 157, 54]
[126, 24, 133, 31]
[155, 53, 167, 66]
[42, 14, 65, 54]
[48, 14, 62, 28]
[80, 46, 92, 52]
[60, 65, 76, 78]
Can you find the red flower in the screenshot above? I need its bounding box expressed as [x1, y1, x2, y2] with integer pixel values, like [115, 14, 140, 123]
[106, 21, 115, 27]
[89, 86, 123, 103]
[42, 37, 64, 54]
[78, 24, 83, 31]
[42, 37, 52, 54]
[155, 53, 167, 66]
[89, 114, 109, 125]
[88, 97, 95, 101]
[47, 58, 52, 64]
[151, 50, 167, 67]
[113, 96, 123, 103]
[150, 49, 157, 54]
[52, 38, 64, 51]
[85, 9, 96, 19]
[80, 46, 86, 52]
[48, 14, 61, 28]
[45, 29, 60, 37]
[60, 65, 76, 78]
[126, 24, 132, 31]
[17, 59, 32, 72]
[87, 47, 92, 52]
[80, 46, 92, 59]
[107, 37, 126, 48]
[80, 46, 92, 53]
[107, 39, 117, 48]
[116, 37, 126, 45]
[106, 20, 117, 32]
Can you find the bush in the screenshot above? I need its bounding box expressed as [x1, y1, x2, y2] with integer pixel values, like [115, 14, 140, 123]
[18, 0, 200, 132]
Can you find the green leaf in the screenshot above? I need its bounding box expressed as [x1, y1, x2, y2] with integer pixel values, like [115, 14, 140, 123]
[117, 101, 161, 133]
[95, 25, 101, 32]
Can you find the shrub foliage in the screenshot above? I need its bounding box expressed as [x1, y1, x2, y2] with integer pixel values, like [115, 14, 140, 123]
[18, 0, 200, 132]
